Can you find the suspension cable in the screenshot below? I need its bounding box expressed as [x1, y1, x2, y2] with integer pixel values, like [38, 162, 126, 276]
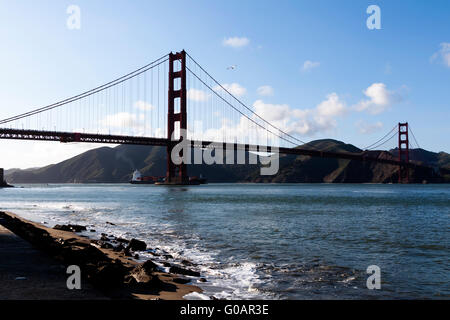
[367, 130, 398, 150]
[364, 125, 397, 150]
[409, 124, 421, 149]
[185, 52, 309, 147]
[186, 66, 299, 147]
[0, 54, 169, 125]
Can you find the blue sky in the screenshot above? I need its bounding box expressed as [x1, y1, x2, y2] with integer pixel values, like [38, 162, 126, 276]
[0, 0, 449, 169]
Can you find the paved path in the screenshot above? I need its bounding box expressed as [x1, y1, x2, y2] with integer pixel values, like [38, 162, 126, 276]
[0, 223, 107, 300]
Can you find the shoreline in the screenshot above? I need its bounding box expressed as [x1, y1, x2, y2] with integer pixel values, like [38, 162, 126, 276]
[0, 211, 202, 300]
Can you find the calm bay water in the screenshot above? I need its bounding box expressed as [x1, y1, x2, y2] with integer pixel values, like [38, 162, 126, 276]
[1, 183, 449, 299]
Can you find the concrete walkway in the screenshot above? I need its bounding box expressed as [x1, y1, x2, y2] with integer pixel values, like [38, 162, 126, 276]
[0, 224, 107, 300]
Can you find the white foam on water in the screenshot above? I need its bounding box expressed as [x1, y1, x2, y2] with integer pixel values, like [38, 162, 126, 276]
[183, 292, 211, 300]
[2, 198, 271, 300]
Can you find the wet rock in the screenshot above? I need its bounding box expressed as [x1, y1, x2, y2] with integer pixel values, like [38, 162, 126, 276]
[134, 254, 139, 259]
[106, 221, 116, 226]
[181, 259, 195, 266]
[90, 229, 96, 232]
[123, 247, 132, 257]
[115, 237, 129, 244]
[169, 265, 200, 277]
[100, 242, 113, 249]
[163, 254, 174, 260]
[163, 262, 171, 268]
[173, 278, 191, 284]
[199, 278, 207, 282]
[142, 260, 158, 273]
[113, 244, 125, 252]
[127, 239, 147, 251]
[54, 224, 87, 233]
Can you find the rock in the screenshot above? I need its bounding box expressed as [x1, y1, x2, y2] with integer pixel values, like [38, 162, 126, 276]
[54, 224, 87, 232]
[100, 242, 113, 249]
[129, 262, 163, 290]
[127, 238, 147, 251]
[90, 229, 96, 232]
[123, 247, 132, 257]
[181, 259, 195, 266]
[134, 254, 139, 259]
[169, 265, 200, 277]
[163, 262, 171, 268]
[61, 244, 109, 265]
[115, 237, 129, 244]
[199, 278, 207, 282]
[124, 275, 138, 287]
[173, 278, 191, 284]
[142, 260, 158, 273]
[114, 244, 125, 252]
[89, 260, 127, 289]
[106, 221, 116, 226]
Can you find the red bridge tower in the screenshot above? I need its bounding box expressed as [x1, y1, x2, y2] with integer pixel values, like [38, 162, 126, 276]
[398, 122, 409, 183]
[166, 51, 189, 184]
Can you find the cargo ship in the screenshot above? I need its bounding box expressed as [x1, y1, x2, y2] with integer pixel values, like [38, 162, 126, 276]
[130, 169, 207, 185]
[129, 170, 163, 184]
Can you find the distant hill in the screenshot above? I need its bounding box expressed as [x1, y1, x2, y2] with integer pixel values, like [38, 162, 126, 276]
[390, 148, 450, 169]
[5, 140, 449, 184]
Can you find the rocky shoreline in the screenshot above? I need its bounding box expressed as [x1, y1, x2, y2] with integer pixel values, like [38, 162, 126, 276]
[0, 211, 202, 300]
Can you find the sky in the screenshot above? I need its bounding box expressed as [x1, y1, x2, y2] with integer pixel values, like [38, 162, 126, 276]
[0, 0, 449, 169]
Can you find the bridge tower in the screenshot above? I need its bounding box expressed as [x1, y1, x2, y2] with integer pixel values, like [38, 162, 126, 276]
[166, 50, 189, 184]
[398, 122, 409, 183]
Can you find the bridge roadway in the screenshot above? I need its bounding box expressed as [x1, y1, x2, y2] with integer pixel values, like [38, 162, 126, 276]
[0, 128, 425, 169]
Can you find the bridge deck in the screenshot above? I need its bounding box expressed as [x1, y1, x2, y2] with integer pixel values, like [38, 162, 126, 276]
[0, 128, 424, 169]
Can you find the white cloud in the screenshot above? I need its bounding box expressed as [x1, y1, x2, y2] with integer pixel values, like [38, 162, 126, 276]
[316, 93, 347, 117]
[431, 42, 450, 68]
[302, 60, 320, 71]
[100, 112, 142, 129]
[354, 83, 397, 115]
[257, 85, 274, 97]
[134, 100, 155, 111]
[252, 93, 347, 136]
[188, 89, 210, 102]
[355, 120, 384, 134]
[214, 83, 247, 97]
[222, 37, 250, 48]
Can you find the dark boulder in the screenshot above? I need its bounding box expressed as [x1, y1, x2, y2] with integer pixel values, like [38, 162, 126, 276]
[127, 238, 147, 251]
[173, 278, 191, 284]
[89, 260, 128, 289]
[169, 265, 200, 277]
[142, 260, 158, 273]
[54, 224, 87, 232]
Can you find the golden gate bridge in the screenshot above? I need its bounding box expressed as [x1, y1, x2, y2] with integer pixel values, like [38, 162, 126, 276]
[0, 50, 433, 184]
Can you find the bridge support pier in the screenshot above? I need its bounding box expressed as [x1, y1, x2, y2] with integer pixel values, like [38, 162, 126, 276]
[398, 122, 410, 184]
[165, 50, 189, 185]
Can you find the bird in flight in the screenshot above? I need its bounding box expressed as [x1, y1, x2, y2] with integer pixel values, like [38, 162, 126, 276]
[227, 65, 237, 70]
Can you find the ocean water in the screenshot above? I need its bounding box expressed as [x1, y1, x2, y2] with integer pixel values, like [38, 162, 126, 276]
[0, 183, 449, 299]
